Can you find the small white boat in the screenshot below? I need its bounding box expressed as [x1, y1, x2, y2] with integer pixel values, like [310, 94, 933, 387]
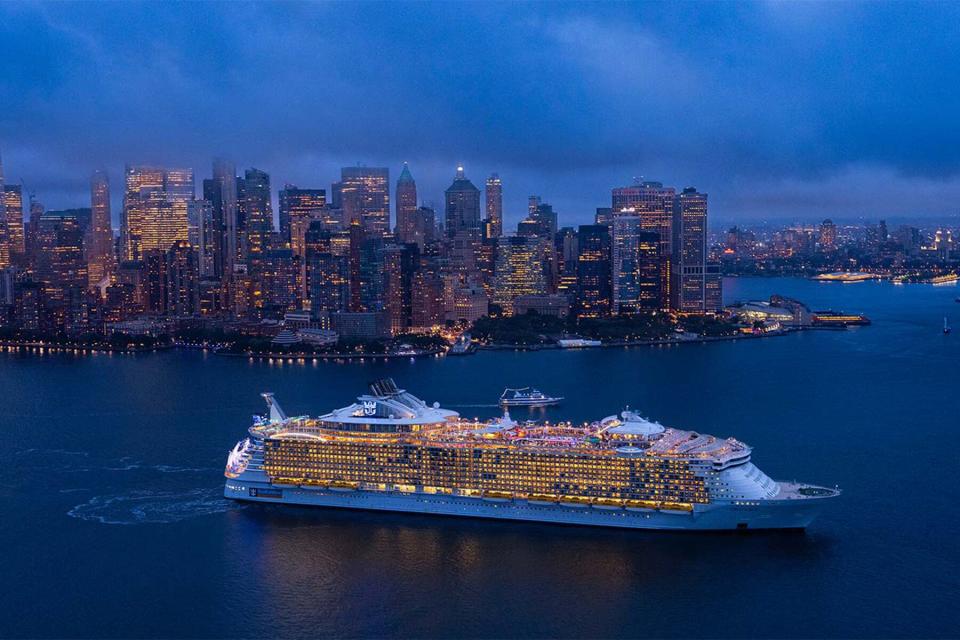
[945, 317, 952, 335]
[499, 387, 563, 407]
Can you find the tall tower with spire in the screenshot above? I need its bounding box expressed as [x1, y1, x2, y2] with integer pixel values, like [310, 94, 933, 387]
[395, 163, 418, 244]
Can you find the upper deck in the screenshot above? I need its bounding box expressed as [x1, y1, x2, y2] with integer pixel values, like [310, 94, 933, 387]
[249, 379, 753, 467]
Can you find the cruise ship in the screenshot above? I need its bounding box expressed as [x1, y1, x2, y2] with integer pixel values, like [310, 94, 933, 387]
[224, 379, 839, 531]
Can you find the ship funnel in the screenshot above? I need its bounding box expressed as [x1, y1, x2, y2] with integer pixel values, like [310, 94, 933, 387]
[261, 392, 288, 423]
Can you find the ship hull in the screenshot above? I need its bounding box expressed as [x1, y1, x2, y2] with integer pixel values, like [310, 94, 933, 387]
[224, 481, 824, 531]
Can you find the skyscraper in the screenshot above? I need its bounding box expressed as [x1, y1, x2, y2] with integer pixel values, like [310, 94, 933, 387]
[4, 184, 25, 265]
[34, 212, 88, 303]
[444, 166, 481, 234]
[278, 186, 326, 243]
[611, 216, 660, 314]
[555, 227, 579, 298]
[673, 187, 710, 313]
[612, 181, 676, 309]
[819, 219, 837, 252]
[122, 166, 193, 260]
[0, 147, 7, 268]
[485, 173, 503, 238]
[493, 236, 548, 316]
[304, 226, 348, 323]
[395, 163, 418, 244]
[212, 158, 238, 276]
[243, 168, 273, 263]
[121, 166, 163, 261]
[166, 240, 199, 316]
[88, 170, 114, 287]
[341, 166, 389, 236]
[189, 199, 216, 278]
[526, 201, 557, 238]
[575, 225, 612, 318]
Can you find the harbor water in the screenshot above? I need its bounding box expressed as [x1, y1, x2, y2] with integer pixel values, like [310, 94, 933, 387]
[0, 277, 957, 638]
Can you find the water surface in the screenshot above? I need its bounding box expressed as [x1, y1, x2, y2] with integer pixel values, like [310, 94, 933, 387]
[1, 277, 957, 638]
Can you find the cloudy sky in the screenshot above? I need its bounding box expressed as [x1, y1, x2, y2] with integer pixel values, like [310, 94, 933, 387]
[2, 1, 960, 229]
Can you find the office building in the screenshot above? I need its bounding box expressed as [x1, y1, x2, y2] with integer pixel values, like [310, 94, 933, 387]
[575, 225, 612, 318]
[485, 174, 503, 238]
[493, 236, 548, 316]
[341, 166, 389, 236]
[278, 185, 326, 241]
[444, 166, 481, 234]
[395, 163, 418, 245]
[88, 170, 114, 287]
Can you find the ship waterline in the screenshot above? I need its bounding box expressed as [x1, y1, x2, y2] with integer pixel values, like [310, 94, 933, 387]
[224, 379, 839, 530]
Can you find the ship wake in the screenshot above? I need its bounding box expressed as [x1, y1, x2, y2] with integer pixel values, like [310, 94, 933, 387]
[67, 487, 240, 525]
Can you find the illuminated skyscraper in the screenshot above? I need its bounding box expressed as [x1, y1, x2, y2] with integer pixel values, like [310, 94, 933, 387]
[4, 184, 25, 265]
[341, 166, 389, 236]
[523, 201, 557, 238]
[304, 226, 349, 323]
[88, 170, 114, 287]
[575, 225, 612, 318]
[122, 166, 193, 260]
[278, 185, 326, 244]
[379, 243, 418, 335]
[395, 163, 418, 244]
[485, 173, 503, 238]
[34, 212, 87, 303]
[673, 187, 712, 313]
[258, 249, 300, 319]
[166, 240, 199, 316]
[493, 236, 548, 316]
[612, 181, 676, 309]
[189, 199, 217, 278]
[243, 168, 273, 264]
[555, 227, 579, 298]
[819, 219, 837, 252]
[212, 158, 238, 275]
[411, 205, 436, 248]
[612, 216, 660, 314]
[411, 253, 444, 329]
[121, 166, 163, 261]
[0, 148, 7, 268]
[444, 166, 481, 234]
[595, 207, 613, 226]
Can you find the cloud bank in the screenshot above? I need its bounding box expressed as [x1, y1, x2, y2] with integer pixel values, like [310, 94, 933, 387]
[2, 1, 960, 227]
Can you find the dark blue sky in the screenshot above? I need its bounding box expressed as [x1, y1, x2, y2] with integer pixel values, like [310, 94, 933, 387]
[2, 1, 960, 228]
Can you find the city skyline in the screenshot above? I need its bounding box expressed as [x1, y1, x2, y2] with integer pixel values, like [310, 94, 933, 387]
[4, 2, 960, 222]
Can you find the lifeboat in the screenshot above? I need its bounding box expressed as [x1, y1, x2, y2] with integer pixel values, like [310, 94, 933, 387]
[625, 499, 659, 512]
[559, 496, 593, 508]
[482, 490, 513, 502]
[659, 502, 694, 514]
[527, 493, 559, 505]
[593, 498, 624, 510]
[329, 481, 359, 492]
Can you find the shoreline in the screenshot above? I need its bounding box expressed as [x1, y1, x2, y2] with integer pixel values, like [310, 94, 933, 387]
[0, 327, 859, 359]
[478, 327, 802, 352]
[214, 348, 444, 361]
[0, 340, 173, 355]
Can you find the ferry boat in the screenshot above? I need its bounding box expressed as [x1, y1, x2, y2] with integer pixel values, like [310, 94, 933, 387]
[499, 387, 563, 407]
[223, 379, 839, 531]
[557, 338, 603, 349]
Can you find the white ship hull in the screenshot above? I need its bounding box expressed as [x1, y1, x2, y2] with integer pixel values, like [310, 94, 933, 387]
[224, 480, 825, 531]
